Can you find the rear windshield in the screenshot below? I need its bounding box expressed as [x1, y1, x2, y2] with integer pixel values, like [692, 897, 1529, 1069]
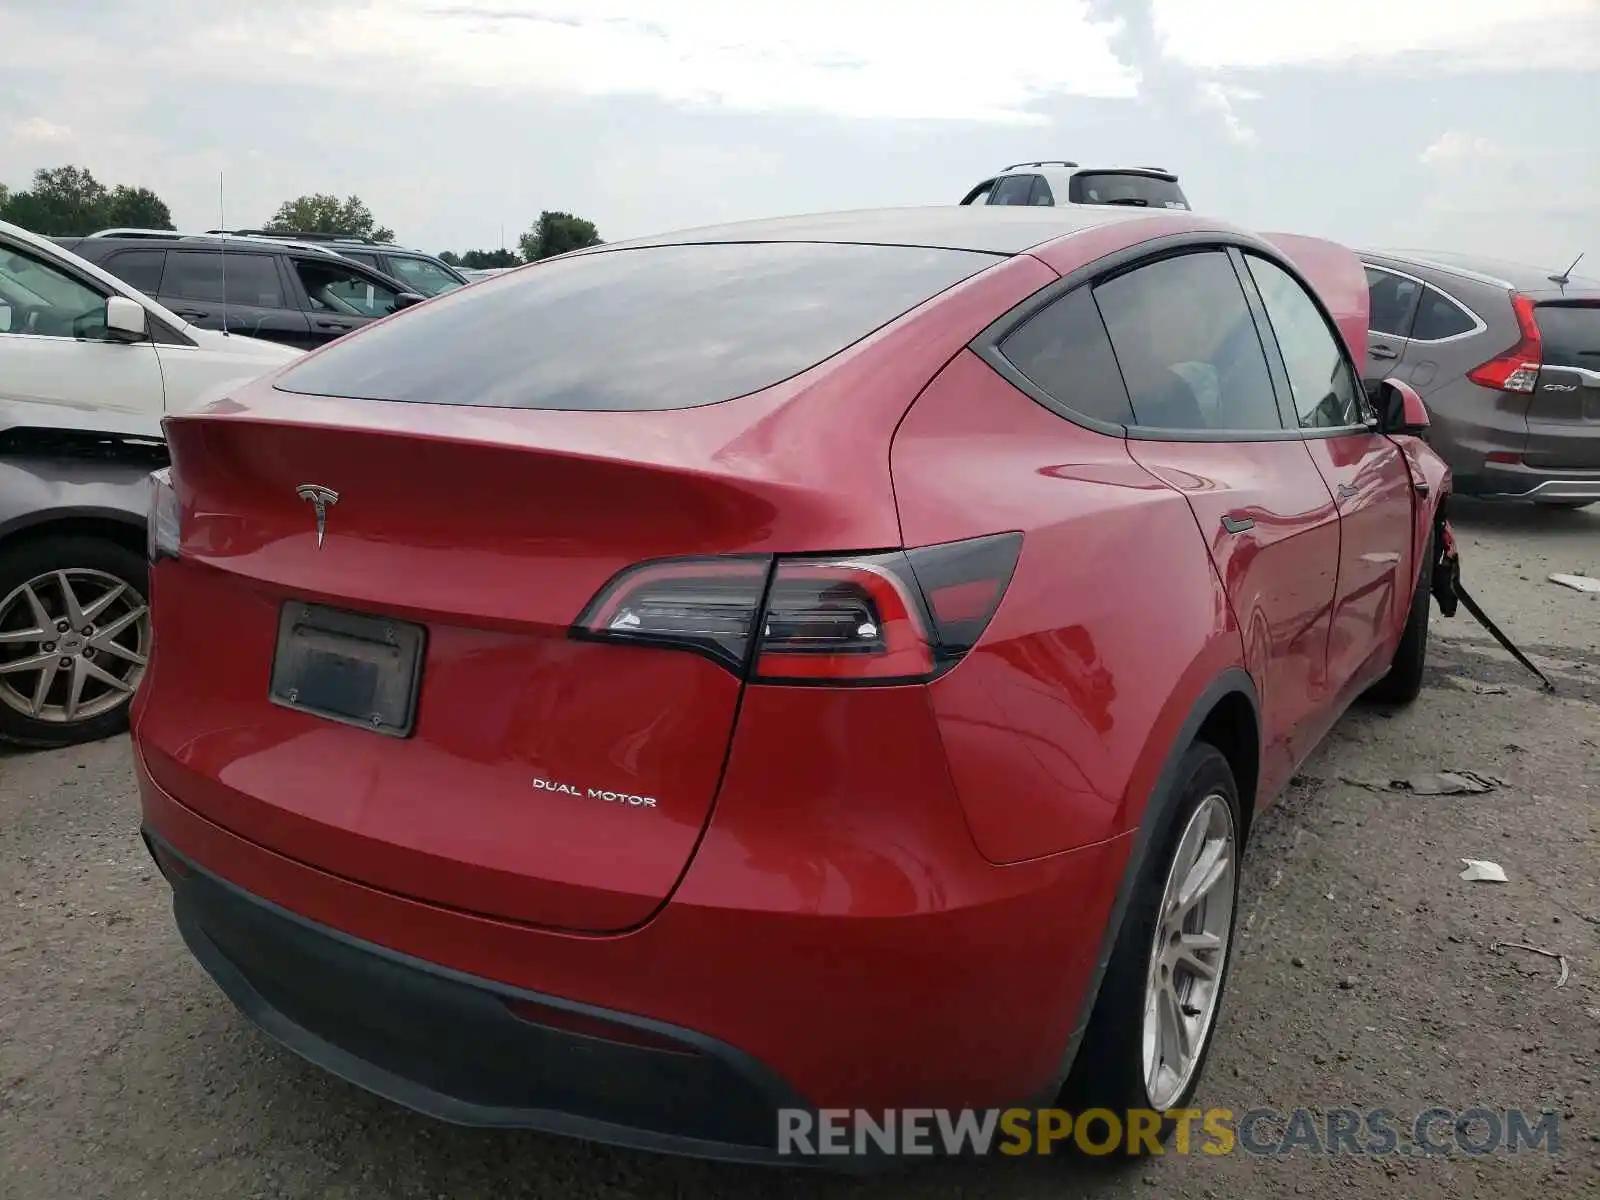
[1072, 173, 1189, 210]
[274, 241, 1000, 411]
[1533, 302, 1600, 369]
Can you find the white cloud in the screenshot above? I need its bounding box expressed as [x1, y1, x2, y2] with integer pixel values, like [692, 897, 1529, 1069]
[7, 117, 75, 145]
[154, 0, 1139, 123]
[1418, 131, 1503, 167]
[1151, 0, 1599, 71]
[1196, 82, 1260, 146]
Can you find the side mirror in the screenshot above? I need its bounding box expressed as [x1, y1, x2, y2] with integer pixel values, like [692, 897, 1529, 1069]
[393, 291, 426, 310]
[1371, 376, 1429, 436]
[105, 295, 149, 340]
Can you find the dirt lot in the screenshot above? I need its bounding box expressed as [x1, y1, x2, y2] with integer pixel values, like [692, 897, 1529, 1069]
[2, 499, 1597, 1200]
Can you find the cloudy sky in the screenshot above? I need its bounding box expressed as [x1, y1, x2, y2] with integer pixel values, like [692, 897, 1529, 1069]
[2, 0, 1595, 266]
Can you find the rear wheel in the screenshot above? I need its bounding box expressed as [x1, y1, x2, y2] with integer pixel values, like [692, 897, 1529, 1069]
[0, 536, 150, 748]
[1364, 525, 1433, 705]
[1060, 742, 1242, 1149]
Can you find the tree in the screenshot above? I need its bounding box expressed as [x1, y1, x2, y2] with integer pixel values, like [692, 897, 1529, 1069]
[264, 193, 394, 242]
[103, 185, 174, 231]
[0, 166, 176, 235]
[461, 248, 519, 269]
[1, 165, 110, 235]
[437, 250, 463, 266]
[518, 211, 602, 262]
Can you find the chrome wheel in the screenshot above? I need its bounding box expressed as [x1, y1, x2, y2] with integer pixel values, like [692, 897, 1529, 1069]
[0, 568, 149, 725]
[1141, 791, 1236, 1111]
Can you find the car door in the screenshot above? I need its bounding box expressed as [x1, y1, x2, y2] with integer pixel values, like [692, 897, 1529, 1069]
[1243, 251, 1417, 701]
[155, 249, 315, 348]
[384, 253, 468, 296]
[1099, 247, 1342, 797]
[1361, 265, 1421, 379]
[282, 255, 407, 345]
[0, 237, 165, 428]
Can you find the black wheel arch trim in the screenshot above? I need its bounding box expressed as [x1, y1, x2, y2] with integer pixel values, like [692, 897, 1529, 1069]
[0, 506, 148, 547]
[1044, 665, 1259, 1095]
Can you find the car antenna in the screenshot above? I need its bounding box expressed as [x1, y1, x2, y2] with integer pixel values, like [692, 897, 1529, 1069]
[218, 171, 230, 337]
[1548, 251, 1584, 287]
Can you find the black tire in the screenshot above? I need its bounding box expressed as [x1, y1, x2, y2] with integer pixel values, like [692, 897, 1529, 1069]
[0, 535, 149, 749]
[1364, 524, 1433, 706]
[1059, 741, 1243, 1152]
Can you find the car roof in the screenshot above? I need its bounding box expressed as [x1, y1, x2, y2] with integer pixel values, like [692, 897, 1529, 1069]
[575, 204, 1178, 258]
[1365, 248, 1600, 293]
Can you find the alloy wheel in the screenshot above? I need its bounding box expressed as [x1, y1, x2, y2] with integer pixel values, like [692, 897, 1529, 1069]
[1140, 791, 1237, 1111]
[0, 568, 150, 725]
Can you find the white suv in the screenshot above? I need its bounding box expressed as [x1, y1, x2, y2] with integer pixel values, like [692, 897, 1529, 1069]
[959, 161, 1191, 210]
[1, 219, 301, 440]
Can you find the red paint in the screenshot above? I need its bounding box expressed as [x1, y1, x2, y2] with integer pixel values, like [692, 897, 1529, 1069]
[133, 211, 1450, 1119]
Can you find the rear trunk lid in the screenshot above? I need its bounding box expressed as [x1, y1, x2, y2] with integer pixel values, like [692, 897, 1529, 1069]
[138, 237, 1039, 933]
[145, 394, 902, 933]
[1527, 293, 1600, 469]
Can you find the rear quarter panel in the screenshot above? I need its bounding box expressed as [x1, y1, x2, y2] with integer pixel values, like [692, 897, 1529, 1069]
[890, 350, 1247, 865]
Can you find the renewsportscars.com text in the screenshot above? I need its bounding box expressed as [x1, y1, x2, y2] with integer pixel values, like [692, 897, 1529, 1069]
[776, 1107, 1562, 1158]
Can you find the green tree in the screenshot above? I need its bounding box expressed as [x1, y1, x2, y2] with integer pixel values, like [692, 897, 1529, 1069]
[517, 210, 602, 262]
[103, 185, 174, 230]
[461, 248, 519, 269]
[1, 165, 111, 235]
[264, 193, 394, 242]
[437, 250, 463, 266]
[0, 183, 9, 215]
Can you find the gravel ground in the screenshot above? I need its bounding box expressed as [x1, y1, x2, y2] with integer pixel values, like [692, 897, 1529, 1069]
[2, 499, 1597, 1200]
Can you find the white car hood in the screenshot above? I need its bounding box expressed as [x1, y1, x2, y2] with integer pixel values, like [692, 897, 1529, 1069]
[183, 324, 304, 364]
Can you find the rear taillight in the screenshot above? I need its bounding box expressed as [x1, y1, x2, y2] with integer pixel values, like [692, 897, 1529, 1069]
[573, 533, 1022, 685]
[149, 466, 181, 561]
[1466, 292, 1542, 394]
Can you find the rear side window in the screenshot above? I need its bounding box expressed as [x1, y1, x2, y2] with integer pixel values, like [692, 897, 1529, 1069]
[1093, 250, 1281, 432]
[101, 249, 165, 295]
[275, 241, 1000, 410]
[1533, 303, 1600, 369]
[1410, 288, 1476, 341]
[998, 286, 1134, 426]
[1245, 254, 1364, 429]
[989, 175, 1039, 206]
[1364, 267, 1421, 337]
[1072, 172, 1189, 210]
[161, 251, 285, 308]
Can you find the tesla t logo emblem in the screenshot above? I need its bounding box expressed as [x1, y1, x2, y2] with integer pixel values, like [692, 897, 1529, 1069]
[295, 483, 339, 548]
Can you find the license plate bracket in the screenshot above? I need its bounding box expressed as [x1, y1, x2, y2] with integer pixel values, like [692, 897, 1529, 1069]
[268, 602, 426, 737]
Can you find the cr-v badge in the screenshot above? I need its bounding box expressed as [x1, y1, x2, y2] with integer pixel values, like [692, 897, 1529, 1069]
[295, 483, 339, 548]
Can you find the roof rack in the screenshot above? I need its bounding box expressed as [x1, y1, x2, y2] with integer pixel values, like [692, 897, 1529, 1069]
[208, 228, 392, 246]
[1002, 160, 1079, 171]
[85, 228, 180, 239]
[181, 233, 346, 257]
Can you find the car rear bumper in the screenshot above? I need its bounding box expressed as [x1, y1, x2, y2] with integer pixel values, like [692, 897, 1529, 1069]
[1454, 459, 1600, 502]
[144, 827, 810, 1164]
[133, 713, 1132, 1156]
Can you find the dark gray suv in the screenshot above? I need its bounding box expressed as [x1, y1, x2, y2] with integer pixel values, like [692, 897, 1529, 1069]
[1359, 250, 1599, 508]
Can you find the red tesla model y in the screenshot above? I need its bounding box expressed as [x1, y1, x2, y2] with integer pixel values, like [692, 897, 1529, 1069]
[131, 204, 1452, 1162]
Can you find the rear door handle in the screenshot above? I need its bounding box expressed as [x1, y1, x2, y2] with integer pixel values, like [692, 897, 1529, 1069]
[1370, 345, 1399, 361]
[1221, 514, 1254, 535]
[314, 319, 353, 330]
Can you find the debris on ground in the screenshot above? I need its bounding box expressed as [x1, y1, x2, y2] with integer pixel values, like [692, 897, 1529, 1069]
[1459, 859, 1509, 883]
[1344, 771, 1503, 795]
[1490, 940, 1570, 987]
[1549, 573, 1600, 594]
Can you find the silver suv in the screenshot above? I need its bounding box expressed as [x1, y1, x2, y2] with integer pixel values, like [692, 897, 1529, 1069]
[960, 161, 1190, 210]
